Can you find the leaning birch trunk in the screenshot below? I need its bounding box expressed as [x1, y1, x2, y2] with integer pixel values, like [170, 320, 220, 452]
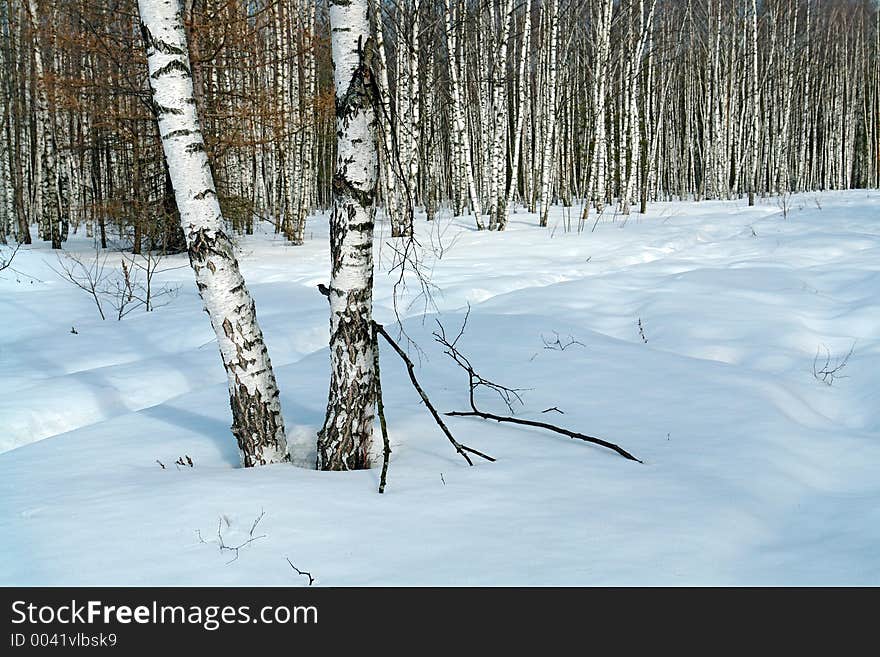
[317, 0, 378, 471]
[137, 0, 288, 467]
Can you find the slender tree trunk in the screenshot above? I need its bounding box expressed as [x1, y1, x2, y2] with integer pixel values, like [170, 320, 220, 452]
[501, 2, 532, 230]
[588, 0, 613, 214]
[25, 0, 61, 249]
[137, 0, 289, 467]
[487, 0, 514, 230]
[317, 0, 379, 471]
[444, 0, 484, 229]
[538, 0, 558, 228]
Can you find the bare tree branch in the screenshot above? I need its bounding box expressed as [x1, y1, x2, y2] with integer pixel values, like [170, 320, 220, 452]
[197, 510, 267, 565]
[435, 317, 642, 464]
[373, 322, 392, 494]
[286, 557, 315, 586]
[373, 320, 495, 466]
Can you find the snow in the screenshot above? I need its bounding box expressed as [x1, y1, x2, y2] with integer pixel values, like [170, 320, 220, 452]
[1, 190, 879, 585]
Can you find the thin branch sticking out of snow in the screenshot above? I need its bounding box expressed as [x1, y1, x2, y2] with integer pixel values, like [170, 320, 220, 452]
[813, 343, 854, 386]
[197, 510, 267, 565]
[286, 558, 315, 586]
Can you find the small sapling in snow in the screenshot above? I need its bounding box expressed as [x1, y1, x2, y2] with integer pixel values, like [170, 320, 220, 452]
[813, 343, 854, 386]
[197, 510, 267, 565]
[638, 317, 648, 343]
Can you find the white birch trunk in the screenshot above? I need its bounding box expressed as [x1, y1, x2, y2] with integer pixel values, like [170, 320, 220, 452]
[137, 0, 289, 467]
[538, 0, 558, 228]
[369, 0, 400, 233]
[445, 0, 484, 228]
[318, 0, 379, 471]
[587, 0, 613, 213]
[25, 0, 60, 248]
[488, 0, 515, 229]
[501, 3, 532, 230]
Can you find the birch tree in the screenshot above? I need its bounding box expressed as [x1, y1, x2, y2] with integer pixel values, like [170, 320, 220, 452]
[538, 0, 559, 228]
[587, 0, 614, 214]
[137, 0, 289, 467]
[444, 0, 483, 229]
[317, 0, 379, 471]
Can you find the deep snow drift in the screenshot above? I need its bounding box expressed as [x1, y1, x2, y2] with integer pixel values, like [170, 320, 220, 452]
[1, 191, 879, 585]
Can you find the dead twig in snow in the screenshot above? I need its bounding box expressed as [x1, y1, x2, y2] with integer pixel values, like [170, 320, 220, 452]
[813, 343, 854, 386]
[435, 316, 642, 464]
[542, 331, 585, 351]
[286, 558, 315, 586]
[197, 510, 267, 564]
[433, 306, 528, 414]
[373, 321, 495, 467]
[0, 241, 22, 273]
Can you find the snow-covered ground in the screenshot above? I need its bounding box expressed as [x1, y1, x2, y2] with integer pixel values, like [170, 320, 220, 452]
[1, 190, 878, 585]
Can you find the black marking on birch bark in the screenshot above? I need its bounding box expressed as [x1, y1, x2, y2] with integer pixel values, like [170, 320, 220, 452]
[152, 100, 184, 116]
[229, 383, 289, 468]
[222, 318, 234, 339]
[332, 174, 375, 211]
[193, 188, 217, 200]
[150, 59, 192, 80]
[187, 228, 239, 283]
[140, 23, 186, 56]
[317, 290, 376, 471]
[334, 36, 378, 126]
[185, 142, 206, 154]
[162, 129, 192, 140]
[347, 220, 374, 232]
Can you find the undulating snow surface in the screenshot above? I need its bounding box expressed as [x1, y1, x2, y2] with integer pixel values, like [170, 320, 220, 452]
[1, 191, 879, 585]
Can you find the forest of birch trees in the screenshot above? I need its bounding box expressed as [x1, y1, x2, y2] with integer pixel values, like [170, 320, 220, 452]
[1, 0, 878, 248]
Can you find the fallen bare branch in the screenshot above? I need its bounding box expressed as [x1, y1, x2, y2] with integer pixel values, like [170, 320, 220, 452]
[373, 321, 495, 466]
[445, 409, 642, 463]
[433, 307, 527, 414]
[435, 317, 642, 464]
